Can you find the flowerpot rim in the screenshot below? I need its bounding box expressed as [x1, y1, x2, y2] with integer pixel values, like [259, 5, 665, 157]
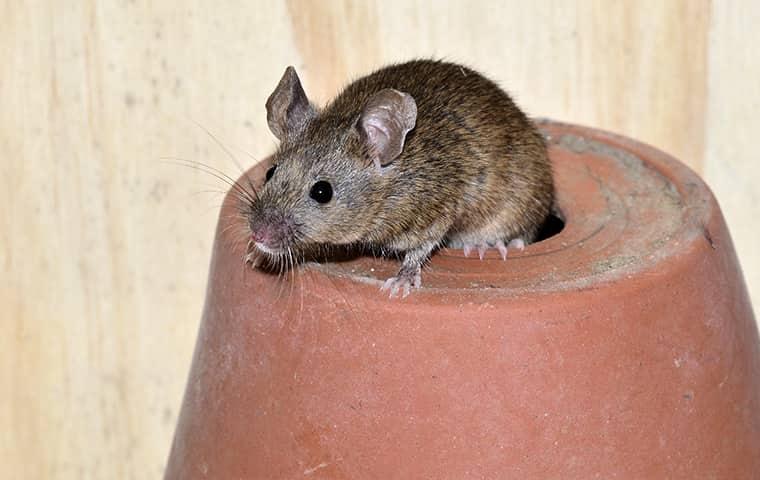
[229, 120, 716, 298]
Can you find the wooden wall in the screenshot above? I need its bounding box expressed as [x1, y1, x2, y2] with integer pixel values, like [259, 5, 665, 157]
[2, 1, 758, 478]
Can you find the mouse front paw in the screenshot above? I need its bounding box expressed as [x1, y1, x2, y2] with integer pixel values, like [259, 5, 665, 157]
[380, 267, 422, 299]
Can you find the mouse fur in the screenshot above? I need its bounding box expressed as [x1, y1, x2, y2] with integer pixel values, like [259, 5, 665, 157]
[246, 59, 554, 297]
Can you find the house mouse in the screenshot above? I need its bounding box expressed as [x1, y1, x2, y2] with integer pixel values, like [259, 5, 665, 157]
[245, 59, 554, 297]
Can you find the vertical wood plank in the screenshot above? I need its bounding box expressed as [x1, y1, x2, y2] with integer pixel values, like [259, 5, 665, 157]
[705, 1, 760, 313]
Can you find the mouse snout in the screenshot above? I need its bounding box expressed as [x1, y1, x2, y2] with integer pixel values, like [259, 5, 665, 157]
[248, 210, 293, 251]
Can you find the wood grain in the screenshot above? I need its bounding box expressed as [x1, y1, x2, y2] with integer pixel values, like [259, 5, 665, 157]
[704, 1, 760, 315]
[1, 1, 756, 478]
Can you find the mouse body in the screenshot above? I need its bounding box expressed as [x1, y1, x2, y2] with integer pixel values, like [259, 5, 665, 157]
[247, 59, 554, 297]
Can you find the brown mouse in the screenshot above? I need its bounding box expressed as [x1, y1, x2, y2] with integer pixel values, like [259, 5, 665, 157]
[245, 59, 554, 297]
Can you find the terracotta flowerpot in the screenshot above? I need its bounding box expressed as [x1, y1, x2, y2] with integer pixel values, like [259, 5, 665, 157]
[165, 121, 759, 479]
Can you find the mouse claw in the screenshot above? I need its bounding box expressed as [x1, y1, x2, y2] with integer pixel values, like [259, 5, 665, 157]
[495, 240, 508, 260]
[462, 239, 525, 260]
[461, 242, 490, 260]
[381, 277, 397, 297]
[381, 273, 422, 299]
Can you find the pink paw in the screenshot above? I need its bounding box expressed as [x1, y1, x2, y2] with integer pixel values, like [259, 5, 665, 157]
[381, 272, 422, 298]
[462, 238, 526, 260]
[508, 238, 526, 250]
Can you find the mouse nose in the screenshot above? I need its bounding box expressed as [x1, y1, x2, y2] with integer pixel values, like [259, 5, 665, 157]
[249, 212, 290, 249]
[250, 224, 273, 245]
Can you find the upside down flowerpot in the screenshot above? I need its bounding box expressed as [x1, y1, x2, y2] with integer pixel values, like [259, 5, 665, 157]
[165, 121, 760, 479]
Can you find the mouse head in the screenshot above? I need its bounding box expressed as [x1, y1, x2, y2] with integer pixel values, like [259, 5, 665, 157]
[247, 66, 417, 257]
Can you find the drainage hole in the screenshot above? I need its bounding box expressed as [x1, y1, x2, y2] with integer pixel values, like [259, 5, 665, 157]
[534, 210, 565, 242]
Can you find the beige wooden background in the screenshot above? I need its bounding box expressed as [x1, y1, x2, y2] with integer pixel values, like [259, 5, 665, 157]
[2, 1, 758, 478]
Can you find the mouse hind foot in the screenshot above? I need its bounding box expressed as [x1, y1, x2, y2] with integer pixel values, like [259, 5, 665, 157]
[461, 237, 526, 260]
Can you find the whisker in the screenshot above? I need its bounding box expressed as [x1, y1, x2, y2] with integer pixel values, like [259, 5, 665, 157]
[188, 119, 261, 202]
[220, 221, 244, 237]
[287, 246, 296, 302]
[160, 157, 257, 205]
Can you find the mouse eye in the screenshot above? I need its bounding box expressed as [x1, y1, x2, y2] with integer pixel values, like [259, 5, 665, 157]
[309, 180, 333, 204]
[265, 165, 276, 182]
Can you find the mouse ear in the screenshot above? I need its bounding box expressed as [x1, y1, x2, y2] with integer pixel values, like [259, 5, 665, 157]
[266, 66, 316, 142]
[357, 89, 417, 168]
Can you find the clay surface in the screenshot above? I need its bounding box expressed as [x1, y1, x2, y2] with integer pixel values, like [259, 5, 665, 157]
[165, 122, 760, 479]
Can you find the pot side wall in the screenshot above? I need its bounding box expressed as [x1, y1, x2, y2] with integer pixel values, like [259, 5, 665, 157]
[165, 123, 760, 479]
